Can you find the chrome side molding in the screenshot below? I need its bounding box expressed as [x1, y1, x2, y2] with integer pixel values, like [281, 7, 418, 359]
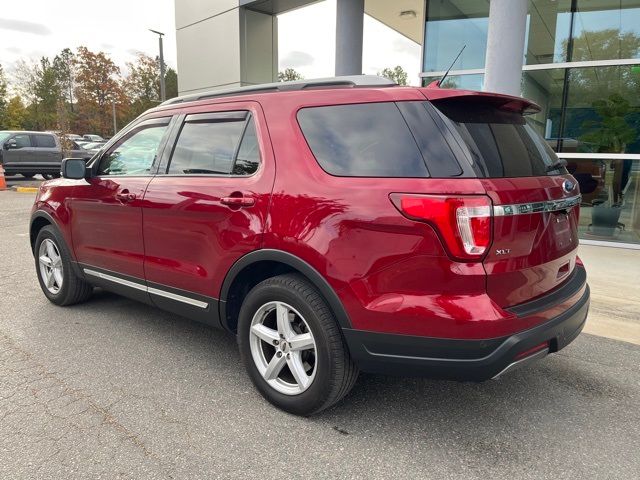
[83, 268, 209, 309]
[493, 195, 581, 217]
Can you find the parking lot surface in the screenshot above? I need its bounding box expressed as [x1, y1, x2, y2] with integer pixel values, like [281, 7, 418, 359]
[1, 190, 639, 479]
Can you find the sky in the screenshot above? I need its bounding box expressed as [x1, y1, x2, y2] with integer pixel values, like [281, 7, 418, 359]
[0, 0, 421, 86]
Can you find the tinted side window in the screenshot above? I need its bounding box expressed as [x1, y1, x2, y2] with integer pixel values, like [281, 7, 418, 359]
[297, 103, 429, 177]
[34, 134, 56, 148]
[232, 118, 260, 175]
[13, 134, 32, 148]
[168, 117, 246, 175]
[98, 123, 168, 176]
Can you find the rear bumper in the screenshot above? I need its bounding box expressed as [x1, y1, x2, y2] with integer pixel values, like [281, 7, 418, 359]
[343, 284, 589, 381]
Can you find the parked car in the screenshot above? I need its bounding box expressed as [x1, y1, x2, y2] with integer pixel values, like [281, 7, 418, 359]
[29, 76, 589, 415]
[0, 131, 95, 179]
[82, 134, 105, 142]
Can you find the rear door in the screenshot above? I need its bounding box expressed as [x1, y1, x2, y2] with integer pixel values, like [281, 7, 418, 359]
[142, 102, 275, 322]
[430, 98, 580, 307]
[32, 133, 62, 169]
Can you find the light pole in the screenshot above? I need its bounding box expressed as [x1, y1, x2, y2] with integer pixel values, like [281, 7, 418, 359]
[112, 99, 117, 136]
[149, 29, 166, 102]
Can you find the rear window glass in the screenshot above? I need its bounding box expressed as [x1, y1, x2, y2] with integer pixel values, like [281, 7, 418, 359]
[34, 134, 56, 148]
[432, 100, 566, 177]
[298, 102, 429, 177]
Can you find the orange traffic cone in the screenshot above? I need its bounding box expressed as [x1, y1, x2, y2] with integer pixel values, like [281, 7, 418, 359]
[0, 163, 7, 191]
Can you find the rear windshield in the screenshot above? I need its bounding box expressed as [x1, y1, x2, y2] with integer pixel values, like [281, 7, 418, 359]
[432, 100, 567, 177]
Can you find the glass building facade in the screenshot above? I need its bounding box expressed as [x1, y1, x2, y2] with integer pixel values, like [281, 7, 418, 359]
[422, 0, 640, 247]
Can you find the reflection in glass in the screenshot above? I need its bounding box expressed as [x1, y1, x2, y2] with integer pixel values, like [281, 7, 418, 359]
[572, 0, 640, 61]
[570, 158, 640, 244]
[525, 0, 572, 64]
[565, 66, 640, 154]
[422, 74, 484, 91]
[423, 0, 489, 72]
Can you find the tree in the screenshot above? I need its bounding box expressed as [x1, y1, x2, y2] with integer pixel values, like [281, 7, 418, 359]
[379, 66, 408, 85]
[4, 96, 27, 129]
[278, 68, 303, 82]
[123, 53, 161, 118]
[165, 67, 178, 99]
[74, 46, 122, 135]
[52, 48, 76, 113]
[0, 64, 8, 128]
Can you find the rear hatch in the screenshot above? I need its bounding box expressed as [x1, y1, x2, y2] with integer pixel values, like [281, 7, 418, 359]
[428, 95, 580, 308]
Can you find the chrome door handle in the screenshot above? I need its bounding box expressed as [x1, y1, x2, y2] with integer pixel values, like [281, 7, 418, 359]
[220, 196, 255, 208]
[116, 191, 137, 202]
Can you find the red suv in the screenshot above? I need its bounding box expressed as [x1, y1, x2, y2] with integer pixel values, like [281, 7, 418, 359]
[30, 76, 589, 415]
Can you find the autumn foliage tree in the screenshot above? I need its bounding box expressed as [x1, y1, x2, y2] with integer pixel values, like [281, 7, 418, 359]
[3, 46, 179, 135]
[74, 46, 122, 135]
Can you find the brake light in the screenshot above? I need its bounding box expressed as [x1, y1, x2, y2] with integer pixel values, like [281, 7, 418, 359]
[390, 194, 492, 261]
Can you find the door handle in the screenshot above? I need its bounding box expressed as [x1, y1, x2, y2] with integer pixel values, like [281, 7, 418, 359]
[116, 190, 137, 202]
[220, 195, 255, 208]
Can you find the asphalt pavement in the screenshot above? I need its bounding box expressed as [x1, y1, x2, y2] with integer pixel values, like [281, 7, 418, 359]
[1, 190, 639, 479]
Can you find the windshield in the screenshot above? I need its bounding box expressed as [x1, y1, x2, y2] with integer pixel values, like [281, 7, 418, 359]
[432, 100, 567, 178]
[0, 132, 13, 144]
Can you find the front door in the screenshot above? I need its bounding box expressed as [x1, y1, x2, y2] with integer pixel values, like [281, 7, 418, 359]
[70, 117, 172, 282]
[142, 103, 275, 323]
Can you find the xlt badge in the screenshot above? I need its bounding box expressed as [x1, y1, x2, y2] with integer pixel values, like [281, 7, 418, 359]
[495, 248, 511, 256]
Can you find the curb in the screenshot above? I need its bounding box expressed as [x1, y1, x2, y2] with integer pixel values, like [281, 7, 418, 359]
[13, 186, 39, 193]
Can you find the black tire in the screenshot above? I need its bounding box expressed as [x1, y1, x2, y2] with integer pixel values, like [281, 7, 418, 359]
[238, 273, 358, 415]
[21, 173, 35, 178]
[41, 173, 61, 180]
[34, 225, 93, 306]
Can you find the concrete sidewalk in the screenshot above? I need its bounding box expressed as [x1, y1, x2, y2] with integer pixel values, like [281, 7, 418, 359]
[579, 244, 640, 345]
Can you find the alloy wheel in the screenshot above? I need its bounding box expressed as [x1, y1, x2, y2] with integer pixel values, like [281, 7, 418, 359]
[249, 301, 317, 395]
[38, 238, 63, 294]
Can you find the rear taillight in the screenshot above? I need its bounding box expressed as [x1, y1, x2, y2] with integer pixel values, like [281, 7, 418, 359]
[390, 194, 492, 261]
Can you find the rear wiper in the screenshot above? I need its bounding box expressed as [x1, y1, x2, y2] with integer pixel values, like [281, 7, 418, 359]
[545, 160, 567, 172]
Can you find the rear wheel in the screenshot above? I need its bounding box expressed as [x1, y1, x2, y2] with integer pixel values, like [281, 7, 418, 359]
[238, 274, 358, 415]
[21, 173, 35, 178]
[34, 226, 93, 306]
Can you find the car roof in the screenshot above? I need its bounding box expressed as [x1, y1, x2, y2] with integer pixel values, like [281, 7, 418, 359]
[146, 75, 540, 117]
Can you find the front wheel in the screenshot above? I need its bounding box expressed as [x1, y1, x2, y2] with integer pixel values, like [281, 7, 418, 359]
[34, 226, 93, 306]
[238, 274, 358, 415]
[41, 173, 61, 180]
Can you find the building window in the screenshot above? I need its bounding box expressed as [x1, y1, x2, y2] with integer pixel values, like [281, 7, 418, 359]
[423, 0, 489, 72]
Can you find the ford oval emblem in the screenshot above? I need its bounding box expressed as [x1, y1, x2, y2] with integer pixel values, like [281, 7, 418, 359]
[563, 179, 575, 193]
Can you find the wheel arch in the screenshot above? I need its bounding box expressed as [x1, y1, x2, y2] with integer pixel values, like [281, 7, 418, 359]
[30, 211, 57, 253]
[219, 249, 352, 334]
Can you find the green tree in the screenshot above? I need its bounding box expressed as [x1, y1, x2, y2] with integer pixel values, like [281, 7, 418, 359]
[4, 96, 27, 129]
[33, 57, 62, 130]
[53, 48, 76, 113]
[278, 68, 303, 82]
[165, 67, 178, 99]
[123, 53, 161, 118]
[0, 64, 8, 128]
[379, 66, 408, 85]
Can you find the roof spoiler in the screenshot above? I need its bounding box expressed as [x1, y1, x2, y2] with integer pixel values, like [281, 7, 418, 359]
[421, 83, 541, 115]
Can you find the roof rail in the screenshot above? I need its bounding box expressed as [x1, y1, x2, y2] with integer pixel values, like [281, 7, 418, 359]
[159, 75, 397, 107]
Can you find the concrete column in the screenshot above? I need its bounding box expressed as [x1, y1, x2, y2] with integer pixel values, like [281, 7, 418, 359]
[483, 0, 528, 96]
[335, 0, 364, 76]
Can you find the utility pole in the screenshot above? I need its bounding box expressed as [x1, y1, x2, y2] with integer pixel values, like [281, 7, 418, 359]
[112, 100, 117, 136]
[149, 29, 166, 101]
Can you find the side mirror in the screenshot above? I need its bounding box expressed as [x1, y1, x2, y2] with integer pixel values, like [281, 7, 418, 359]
[5, 140, 18, 150]
[61, 158, 87, 179]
